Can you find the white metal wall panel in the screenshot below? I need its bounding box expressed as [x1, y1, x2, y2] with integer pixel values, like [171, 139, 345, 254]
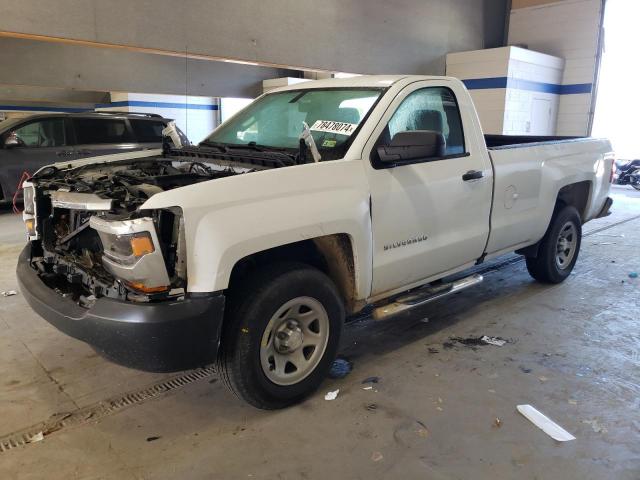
[508, 0, 603, 135]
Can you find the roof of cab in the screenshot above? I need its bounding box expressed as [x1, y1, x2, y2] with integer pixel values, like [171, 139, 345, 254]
[270, 75, 456, 92]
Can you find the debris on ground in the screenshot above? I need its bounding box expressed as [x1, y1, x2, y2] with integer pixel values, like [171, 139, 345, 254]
[538, 376, 548, 382]
[519, 366, 532, 374]
[416, 422, 429, 437]
[26, 432, 44, 443]
[366, 403, 377, 411]
[481, 335, 507, 347]
[420, 317, 430, 323]
[362, 386, 373, 390]
[568, 399, 578, 405]
[517, 404, 576, 442]
[428, 347, 439, 354]
[446, 335, 509, 349]
[328, 358, 352, 379]
[361, 376, 380, 385]
[493, 417, 502, 428]
[1, 290, 17, 297]
[324, 389, 339, 401]
[371, 451, 384, 462]
[146, 436, 161, 442]
[582, 419, 607, 433]
[629, 272, 638, 279]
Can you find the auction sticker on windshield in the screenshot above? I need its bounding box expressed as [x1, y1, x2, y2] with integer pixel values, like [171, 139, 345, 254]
[310, 120, 358, 136]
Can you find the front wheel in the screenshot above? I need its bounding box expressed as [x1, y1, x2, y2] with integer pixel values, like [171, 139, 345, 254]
[525, 205, 582, 284]
[217, 263, 344, 409]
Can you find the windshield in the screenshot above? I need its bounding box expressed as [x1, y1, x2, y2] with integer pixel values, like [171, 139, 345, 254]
[203, 88, 384, 155]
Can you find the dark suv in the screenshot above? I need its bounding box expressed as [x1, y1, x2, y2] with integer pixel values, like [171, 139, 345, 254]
[0, 112, 189, 203]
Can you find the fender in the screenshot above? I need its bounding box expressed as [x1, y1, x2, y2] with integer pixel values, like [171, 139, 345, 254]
[142, 159, 373, 297]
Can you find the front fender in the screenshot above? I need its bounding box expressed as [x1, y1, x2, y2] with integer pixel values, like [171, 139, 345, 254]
[142, 160, 372, 297]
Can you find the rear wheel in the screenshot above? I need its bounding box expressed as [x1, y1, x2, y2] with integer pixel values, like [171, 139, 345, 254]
[525, 205, 582, 284]
[217, 263, 344, 409]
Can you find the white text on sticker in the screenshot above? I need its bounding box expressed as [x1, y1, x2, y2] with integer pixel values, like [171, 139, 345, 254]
[310, 120, 358, 136]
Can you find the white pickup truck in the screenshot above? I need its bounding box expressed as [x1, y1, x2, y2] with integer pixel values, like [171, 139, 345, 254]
[18, 75, 614, 408]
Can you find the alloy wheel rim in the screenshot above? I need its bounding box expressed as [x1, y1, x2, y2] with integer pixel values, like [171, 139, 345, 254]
[260, 297, 330, 386]
[555, 221, 577, 270]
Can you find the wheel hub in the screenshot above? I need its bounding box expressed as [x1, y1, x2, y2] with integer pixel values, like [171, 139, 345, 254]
[274, 320, 304, 353]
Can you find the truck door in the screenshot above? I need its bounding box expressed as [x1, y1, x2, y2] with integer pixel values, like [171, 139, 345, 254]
[364, 81, 493, 296]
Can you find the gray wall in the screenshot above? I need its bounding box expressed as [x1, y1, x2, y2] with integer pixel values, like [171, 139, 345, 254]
[0, 38, 300, 98]
[0, 0, 508, 75]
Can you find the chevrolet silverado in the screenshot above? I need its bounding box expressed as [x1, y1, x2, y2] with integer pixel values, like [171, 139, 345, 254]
[17, 75, 614, 409]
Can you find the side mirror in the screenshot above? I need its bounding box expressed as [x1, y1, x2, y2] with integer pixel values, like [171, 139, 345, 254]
[4, 133, 21, 148]
[377, 130, 446, 165]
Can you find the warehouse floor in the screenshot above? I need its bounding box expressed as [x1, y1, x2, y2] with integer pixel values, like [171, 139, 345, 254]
[1, 185, 639, 480]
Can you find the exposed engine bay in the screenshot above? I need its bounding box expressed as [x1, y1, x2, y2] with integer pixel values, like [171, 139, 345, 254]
[26, 154, 254, 307]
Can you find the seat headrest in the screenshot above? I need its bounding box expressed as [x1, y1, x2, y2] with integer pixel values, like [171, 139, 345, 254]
[410, 109, 444, 132]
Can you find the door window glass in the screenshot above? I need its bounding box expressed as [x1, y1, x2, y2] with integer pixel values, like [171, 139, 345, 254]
[386, 87, 465, 156]
[130, 120, 165, 142]
[11, 119, 66, 147]
[73, 119, 133, 144]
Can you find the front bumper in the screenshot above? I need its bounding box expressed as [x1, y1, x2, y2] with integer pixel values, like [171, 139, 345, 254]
[17, 244, 225, 372]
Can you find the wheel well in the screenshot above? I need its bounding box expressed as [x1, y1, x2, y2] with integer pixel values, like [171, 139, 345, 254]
[227, 234, 360, 313]
[556, 181, 591, 220]
[516, 181, 591, 259]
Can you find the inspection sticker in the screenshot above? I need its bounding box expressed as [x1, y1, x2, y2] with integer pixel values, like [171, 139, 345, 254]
[310, 120, 358, 136]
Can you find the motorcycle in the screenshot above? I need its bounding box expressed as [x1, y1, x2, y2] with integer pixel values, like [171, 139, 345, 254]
[614, 159, 640, 190]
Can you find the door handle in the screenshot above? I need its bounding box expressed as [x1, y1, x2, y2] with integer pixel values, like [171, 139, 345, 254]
[462, 170, 484, 181]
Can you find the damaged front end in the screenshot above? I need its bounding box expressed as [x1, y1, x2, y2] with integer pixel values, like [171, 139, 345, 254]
[23, 156, 237, 308]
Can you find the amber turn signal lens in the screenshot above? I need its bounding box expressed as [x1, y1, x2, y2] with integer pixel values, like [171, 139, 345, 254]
[130, 234, 154, 257]
[126, 281, 168, 293]
[25, 218, 36, 236]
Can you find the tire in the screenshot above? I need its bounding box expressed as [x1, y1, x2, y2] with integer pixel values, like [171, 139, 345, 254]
[217, 262, 344, 409]
[525, 204, 582, 284]
[632, 184, 640, 191]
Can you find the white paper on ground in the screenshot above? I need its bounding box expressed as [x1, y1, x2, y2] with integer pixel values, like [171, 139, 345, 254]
[481, 335, 506, 347]
[517, 404, 576, 441]
[324, 389, 339, 400]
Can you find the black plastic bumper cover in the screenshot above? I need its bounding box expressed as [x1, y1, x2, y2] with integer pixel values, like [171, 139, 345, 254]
[595, 196, 613, 218]
[17, 244, 225, 372]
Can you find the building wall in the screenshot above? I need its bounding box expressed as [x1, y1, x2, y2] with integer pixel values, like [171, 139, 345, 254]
[0, 37, 301, 99]
[508, 0, 603, 135]
[0, 0, 508, 75]
[96, 93, 220, 144]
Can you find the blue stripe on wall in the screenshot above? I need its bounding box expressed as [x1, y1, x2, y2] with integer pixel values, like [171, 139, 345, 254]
[0, 100, 220, 114]
[95, 100, 219, 110]
[462, 77, 592, 95]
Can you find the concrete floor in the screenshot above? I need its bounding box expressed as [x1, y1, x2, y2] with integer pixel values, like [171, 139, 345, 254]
[1, 185, 639, 480]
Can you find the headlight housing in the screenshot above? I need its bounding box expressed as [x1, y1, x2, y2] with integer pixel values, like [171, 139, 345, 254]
[23, 186, 35, 215]
[101, 231, 155, 265]
[89, 216, 170, 293]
